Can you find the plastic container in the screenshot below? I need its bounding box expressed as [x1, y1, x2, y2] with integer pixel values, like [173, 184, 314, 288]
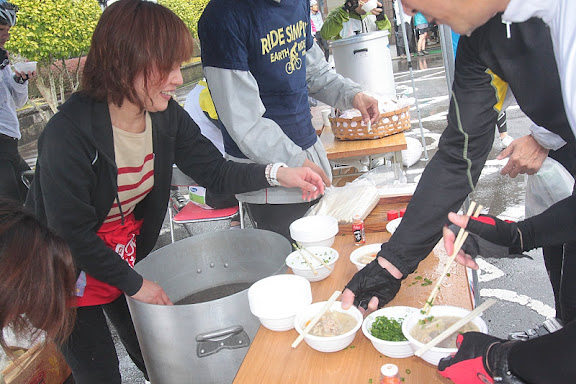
[294, 301, 362, 353]
[285, 246, 339, 282]
[330, 31, 395, 99]
[380, 364, 401, 384]
[248, 274, 312, 331]
[402, 305, 489, 366]
[349, 243, 382, 271]
[352, 215, 365, 246]
[289, 215, 339, 248]
[362, 306, 417, 358]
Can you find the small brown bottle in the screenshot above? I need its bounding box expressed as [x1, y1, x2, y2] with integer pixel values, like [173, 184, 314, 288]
[352, 214, 365, 246]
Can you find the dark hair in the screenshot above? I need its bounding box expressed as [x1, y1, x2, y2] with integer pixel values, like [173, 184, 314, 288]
[82, 0, 194, 108]
[0, 199, 76, 354]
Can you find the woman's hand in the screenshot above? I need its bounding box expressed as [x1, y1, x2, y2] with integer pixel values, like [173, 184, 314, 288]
[302, 158, 331, 187]
[276, 165, 326, 201]
[130, 279, 173, 305]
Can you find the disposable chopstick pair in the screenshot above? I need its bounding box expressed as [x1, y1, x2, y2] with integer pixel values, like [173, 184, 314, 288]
[291, 290, 342, 348]
[422, 202, 483, 314]
[293, 243, 333, 271]
[292, 243, 317, 275]
[414, 298, 497, 356]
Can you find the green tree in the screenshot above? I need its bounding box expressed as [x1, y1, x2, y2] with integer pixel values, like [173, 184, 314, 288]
[159, 0, 210, 38]
[6, 0, 101, 115]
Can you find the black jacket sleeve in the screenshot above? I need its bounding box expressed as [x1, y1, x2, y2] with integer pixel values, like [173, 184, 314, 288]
[171, 104, 270, 193]
[378, 16, 572, 277]
[28, 112, 143, 295]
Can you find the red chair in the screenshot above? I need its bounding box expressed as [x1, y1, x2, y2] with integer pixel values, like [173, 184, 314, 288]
[168, 166, 245, 243]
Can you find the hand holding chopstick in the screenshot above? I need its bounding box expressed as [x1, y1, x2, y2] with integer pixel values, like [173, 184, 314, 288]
[422, 202, 483, 314]
[292, 290, 341, 348]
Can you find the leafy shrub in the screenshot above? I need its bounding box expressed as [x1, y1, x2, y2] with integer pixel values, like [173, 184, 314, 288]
[6, 0, 101, 115]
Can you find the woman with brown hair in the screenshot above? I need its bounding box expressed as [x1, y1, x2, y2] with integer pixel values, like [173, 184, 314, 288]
[24, 0, 324, 382]
[0, 198, 76, 355]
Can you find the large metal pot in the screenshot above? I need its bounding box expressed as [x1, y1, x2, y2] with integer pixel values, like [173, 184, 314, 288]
[330, 30, 396, 99]
[127, 229, 290, 384]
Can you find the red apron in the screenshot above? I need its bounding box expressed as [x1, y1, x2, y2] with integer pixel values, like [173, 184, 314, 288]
[75, 213, 143, 307]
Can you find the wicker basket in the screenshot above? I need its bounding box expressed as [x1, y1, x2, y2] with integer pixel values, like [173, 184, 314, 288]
[329, 105, 411, 140]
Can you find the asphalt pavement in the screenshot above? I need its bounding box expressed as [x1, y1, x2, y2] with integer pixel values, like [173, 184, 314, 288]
[20, 47, 555, 383]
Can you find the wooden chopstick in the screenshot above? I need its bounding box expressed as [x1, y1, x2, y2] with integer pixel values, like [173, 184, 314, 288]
[297, 243, 333, 270]
[414, 298, 497, 356]
[292, 243, 318, 275]
[422, 202, 483, 314]
[291, 290, 342, 348]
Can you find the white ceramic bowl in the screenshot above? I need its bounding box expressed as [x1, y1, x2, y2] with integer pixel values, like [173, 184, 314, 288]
[12, 61, 37, 73]
[362, 306, 418, 358]
[248, 274, 312, 331]
[402, 305, 488, 366]
[349, 243, 382, 270]
[290, 215, 338, 248]
[286, 246, 339, 282]
[294, 300, 363, 353]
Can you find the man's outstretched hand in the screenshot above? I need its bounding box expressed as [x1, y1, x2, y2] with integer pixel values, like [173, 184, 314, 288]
[342, 257, 402, 315]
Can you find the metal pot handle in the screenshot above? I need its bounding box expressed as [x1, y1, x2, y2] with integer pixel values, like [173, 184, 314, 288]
[196, 325, 251, 358]
[353, 48, 368, 55]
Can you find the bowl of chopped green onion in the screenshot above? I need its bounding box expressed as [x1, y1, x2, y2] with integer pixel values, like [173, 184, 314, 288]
[362, 306, 418, 358]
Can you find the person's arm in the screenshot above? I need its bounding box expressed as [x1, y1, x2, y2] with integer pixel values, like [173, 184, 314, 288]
[375, 12, 392, 33]
[31, 114, 143, 296]
[529, 123, 566, 151]
[204, 67, 308, 168]
[6, 65, 29, 109]
[307, 44, 379, 124]
[306, 43, 361, 110]
[199, 2, 313, 169]
[320, 7, 349, 40]
[172, 103, 324, 200]
[341, 19, 508, 313]
[439, 322, 576, 384]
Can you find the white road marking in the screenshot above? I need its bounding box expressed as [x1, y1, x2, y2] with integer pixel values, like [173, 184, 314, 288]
[476, 258, 505, 282]
[481, 288, 556, 318]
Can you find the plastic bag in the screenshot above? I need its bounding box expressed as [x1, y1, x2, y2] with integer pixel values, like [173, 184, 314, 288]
[356, 159, 417, 197]
[525, 157, 574, 218]
[308, 179, 380, 224]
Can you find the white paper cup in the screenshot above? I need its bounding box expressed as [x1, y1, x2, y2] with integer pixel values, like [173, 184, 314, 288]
[361, 0, 378, 13]
[321, 109, 331, 127]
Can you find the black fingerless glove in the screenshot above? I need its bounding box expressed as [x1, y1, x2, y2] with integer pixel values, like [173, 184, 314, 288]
[343, 0, 358, 12]
[448, 223, 517, 258]
[344, 258, 401, 310]
[465, 214, 524, 254]
[0, 48, 9, 70]
[13, 74, 27, 84]
[438, 332, 525, 384]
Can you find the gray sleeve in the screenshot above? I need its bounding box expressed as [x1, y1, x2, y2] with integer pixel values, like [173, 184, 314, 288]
[529, 123, 566, 150]
[306, 43, 362, 111]
[203, 66, 307, 168]
[8, 67, 29, 109]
